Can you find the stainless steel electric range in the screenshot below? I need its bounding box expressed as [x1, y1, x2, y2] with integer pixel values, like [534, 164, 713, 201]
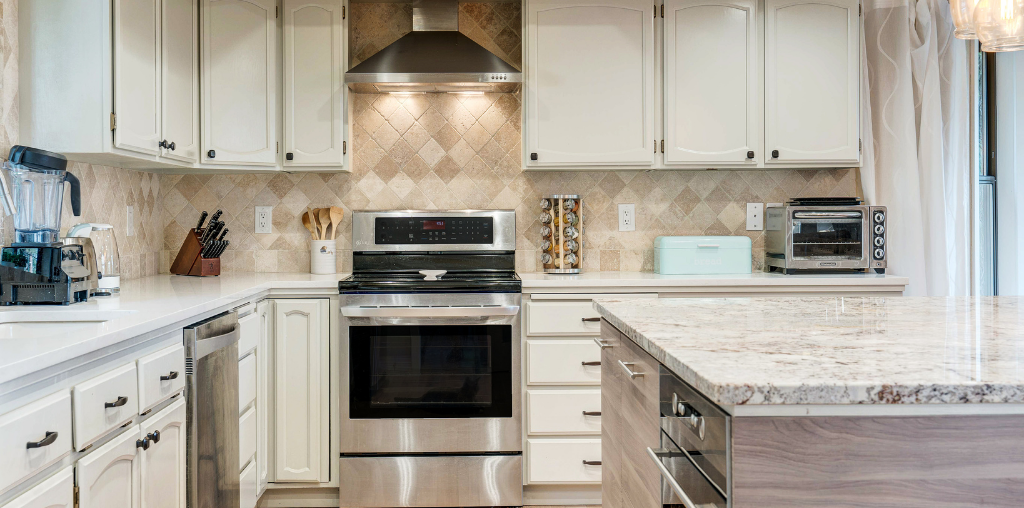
[338, 210, 522, 508]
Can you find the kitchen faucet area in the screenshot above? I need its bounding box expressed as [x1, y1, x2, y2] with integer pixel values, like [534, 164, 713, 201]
[1, 0, 1023, 507]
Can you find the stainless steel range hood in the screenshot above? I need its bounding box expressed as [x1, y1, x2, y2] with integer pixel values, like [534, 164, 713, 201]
[346, 0, 522, 93]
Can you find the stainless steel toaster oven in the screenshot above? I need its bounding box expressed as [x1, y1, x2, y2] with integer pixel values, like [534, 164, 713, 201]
[765, 197, 886, 274]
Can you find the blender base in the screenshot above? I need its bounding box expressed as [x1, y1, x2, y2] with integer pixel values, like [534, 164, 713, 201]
[0, 244, 92, 305]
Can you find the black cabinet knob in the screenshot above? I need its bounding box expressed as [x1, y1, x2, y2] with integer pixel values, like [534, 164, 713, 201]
[158, 140, 169, 149]
[286, 152, 294, 161]
[148, 430, 161, 444]
[207, 150, 216, 159]
[136, 437, 150, 450]
[747, 150, 755, 159]
[530, 152, 538, 161]
[771, 149, 779, 159]
[168, 141, 176, 151]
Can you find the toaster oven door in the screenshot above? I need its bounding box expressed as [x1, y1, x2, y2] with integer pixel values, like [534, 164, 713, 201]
[790, 210, 865, 261]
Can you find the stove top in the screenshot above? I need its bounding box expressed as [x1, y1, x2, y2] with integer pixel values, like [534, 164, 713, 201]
[339, 272, 521, 293]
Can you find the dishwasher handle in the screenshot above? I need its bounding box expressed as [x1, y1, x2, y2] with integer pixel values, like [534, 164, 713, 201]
[194, 326, 240, 359]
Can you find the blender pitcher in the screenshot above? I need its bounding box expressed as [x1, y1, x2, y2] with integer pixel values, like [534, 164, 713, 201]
[0, 146, 81, 245]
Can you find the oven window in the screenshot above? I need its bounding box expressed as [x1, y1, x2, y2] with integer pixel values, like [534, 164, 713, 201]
[792, 219, 863, 259]
[349, 325, 513, 419]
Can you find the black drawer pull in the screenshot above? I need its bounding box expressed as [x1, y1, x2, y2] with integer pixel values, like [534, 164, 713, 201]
[771, 149, 780, 159]
[582, 411, 602, 417]
[747, 150, 755, 159]
[105, 396, 128, 408]
[582, 460, 602, 466]
[160, 371, 179, 381]
[581, 317, 601, 322]
[136, 437, 150, 450]
[581, 361, 601, 367]
[148, 430, 161, 444]
[26, 431, 58, 449]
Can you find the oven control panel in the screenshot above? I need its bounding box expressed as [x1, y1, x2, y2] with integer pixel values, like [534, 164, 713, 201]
[375, 217, 493, 244]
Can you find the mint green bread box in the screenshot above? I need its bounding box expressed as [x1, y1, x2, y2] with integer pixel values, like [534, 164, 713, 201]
[654, 236, 752, 275]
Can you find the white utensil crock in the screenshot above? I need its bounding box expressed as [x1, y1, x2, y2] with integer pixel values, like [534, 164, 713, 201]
[310, 240, 336, 274]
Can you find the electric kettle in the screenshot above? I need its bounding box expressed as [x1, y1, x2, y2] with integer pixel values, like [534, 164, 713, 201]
[68, 223, 121, 295]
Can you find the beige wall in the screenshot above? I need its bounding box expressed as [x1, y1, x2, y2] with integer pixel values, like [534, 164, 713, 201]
[0, 0, 162, 280]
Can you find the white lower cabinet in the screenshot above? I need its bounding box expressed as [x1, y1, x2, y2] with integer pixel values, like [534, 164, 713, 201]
[526, 389, 602, 435]
[526, 439, 602, 484]
[3, 467, 74, 508]
[75, 426, 140, 508]
[256, 300, 273, 494]
[240, 461, 258, 508]
[139, 399, 187, 508]
[0, 391, 73, 496]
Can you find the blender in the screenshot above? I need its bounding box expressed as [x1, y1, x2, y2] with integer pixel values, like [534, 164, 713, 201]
[0, 145, 94, 305]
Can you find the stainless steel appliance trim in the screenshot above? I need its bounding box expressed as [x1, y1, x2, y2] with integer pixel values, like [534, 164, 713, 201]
[340, 305, 519, 318]
[648, 447, 698, 508]
[338, 454, 523, 508]
[194, 327, 239, 359]
[413, 0, 458, 31]
[619, 360, 645, 379]
[351, 209, 516, 252]
[792, 211, 863, 219]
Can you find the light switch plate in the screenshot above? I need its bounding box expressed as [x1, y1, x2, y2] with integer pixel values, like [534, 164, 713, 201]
[255, 206, 273, 234]
[126, 206, 135, 236]
[618, 203, 636, 232]
[746, 203, 764, 231]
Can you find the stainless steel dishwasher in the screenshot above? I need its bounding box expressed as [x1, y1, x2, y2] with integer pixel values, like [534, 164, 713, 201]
[185, 311, 240, 508]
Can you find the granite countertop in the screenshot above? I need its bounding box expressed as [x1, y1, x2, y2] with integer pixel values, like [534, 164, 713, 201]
[0, 273, 349, 386]
[519, 271, 909, 289]
[594, 296, 1024, 408]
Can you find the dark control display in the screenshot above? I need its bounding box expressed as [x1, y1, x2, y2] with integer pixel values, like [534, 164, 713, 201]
[375, 217, 493, 244]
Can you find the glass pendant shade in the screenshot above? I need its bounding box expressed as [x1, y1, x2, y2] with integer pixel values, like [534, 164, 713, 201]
[951, 0, 980, 38]
[975, 0, 1024, 51]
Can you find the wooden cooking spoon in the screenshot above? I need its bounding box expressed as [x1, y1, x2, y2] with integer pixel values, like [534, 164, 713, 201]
[301, 210, 316, 239]
[308, 207, 321, 239]
[330, 206, 344, 240]
[319, 208, 332, 240]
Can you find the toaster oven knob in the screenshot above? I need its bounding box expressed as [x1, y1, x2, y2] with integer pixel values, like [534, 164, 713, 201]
[874, 236, 885, 247]
[874, 248, 885, 259]
[874, 224, 885, 235]
[874, 212, 885, 223]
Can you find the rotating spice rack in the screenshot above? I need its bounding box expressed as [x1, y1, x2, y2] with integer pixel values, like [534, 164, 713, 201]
[540, 194, 583, 274]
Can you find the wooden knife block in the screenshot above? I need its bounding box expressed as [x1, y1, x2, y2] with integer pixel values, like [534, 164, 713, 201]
[170, 229, 221, 276]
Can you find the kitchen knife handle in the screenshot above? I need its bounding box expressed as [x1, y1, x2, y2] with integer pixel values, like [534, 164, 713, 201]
[218, 228, 229, 241]
[210, 209, 223, 223]
[196, 211, 208, 231]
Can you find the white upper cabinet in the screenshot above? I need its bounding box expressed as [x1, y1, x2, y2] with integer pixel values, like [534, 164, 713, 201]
[764, 0, 860, 164]
[202, 0, 278, 166]
[113, 0, 162, 156]
[283, 0, 347, 168]
[160, 0, 201, 163]
[663, 0, 759, 166]
[525, 0, 656, 167]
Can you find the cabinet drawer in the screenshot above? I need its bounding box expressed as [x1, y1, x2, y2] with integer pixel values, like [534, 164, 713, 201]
[137, 344, 185, 413]
[73, 363, 139, 450]
[4, 465, 74, 508]
[526, 438, 602, 484]
[0, 391, 73, 495]
[240, 406, 256, 471]
[526, 295, 657, 336]
[527, 389, 602, 435]
[526, 340, 602, 386]
[238, 312, 259, 358]
[240, 460, 258, 508]
[239, 353, 257, 413]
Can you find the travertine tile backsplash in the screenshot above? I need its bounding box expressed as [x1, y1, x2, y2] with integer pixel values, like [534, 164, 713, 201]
[0, 0, 162, 280]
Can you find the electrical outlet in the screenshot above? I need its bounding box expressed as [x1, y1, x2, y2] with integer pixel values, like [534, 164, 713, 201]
[126, 206, 135, 236]
[746, 203, 764, 231]
[255, 206, 273, 234]
[618, 203, 636, 232]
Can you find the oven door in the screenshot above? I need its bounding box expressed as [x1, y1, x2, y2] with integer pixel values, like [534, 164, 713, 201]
[340, 293, 522, 454]
[787, 208, 868, 269]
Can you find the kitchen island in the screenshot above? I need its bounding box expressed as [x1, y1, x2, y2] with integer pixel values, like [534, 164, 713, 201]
[594, 296, 1024, 507]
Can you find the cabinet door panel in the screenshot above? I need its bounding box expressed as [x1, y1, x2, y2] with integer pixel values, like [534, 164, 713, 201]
[202, 0, 277, 165]
[765, 0, 859, 164]
[76, 427, 140, 508]
[283, 0, 345, 166]
[4, 466, 74, 508]
[664, 0, 758, 165]
[256, 301, 272, 493]
[526, 0, 655, 166]
[161, 0, 200, 163]
[113, 0, 162, 156]
[140, 398, 186, 508]
[274, 299, 326, 482]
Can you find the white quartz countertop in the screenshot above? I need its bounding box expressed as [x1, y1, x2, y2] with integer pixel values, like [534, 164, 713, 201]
[0, 273, 348, 386]
[519, 271, 908, 289]
[594, 296, 1024, 409]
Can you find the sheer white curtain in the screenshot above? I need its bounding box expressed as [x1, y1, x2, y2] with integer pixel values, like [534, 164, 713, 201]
[861, 0, 972, 296]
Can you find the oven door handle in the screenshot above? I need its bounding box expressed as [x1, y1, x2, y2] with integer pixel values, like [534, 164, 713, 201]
[647, 447, 698, 508]
[792, 211, 863, 219]
[340, 306, 520, 318]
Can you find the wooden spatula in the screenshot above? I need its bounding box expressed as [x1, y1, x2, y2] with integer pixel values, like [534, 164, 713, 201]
[308, 207, 321, 239]
[330, 206, 344, 240]
[319, 208, 331, 240]
[301, 210, 316, 239]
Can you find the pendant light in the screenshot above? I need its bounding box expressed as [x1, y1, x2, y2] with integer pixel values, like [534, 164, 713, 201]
[974, 0, 1024, 51]
[951, 0, 980, 39]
